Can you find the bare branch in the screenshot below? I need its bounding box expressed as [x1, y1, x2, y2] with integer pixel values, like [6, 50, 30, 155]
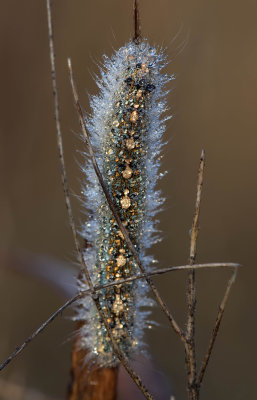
[185, 150, 205, 399]
[46, 0, 94, 292]
[196, 269, 238, 386]
[0, 293, 81, 372]
[92, 263, 239, 294]
[133, 0, 141, 43]
[0, 261, 238, 373]
[67, 57, 185, 343]
[189, 150, 205, 265]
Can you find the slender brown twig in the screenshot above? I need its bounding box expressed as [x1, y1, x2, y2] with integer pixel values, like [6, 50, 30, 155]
[67, 57, 185, 343]
[0, 262, 239, 373]
[0, 293, 81, 372]
[133, 0, 141, 43]
[185, 150, 205, 400]
[183, 151, 238, 400]
[46, 0, 94, 292]
[196, 269, 238, 386]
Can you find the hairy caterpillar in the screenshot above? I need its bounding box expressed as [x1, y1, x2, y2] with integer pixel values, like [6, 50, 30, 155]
[76, 39, 172, 366]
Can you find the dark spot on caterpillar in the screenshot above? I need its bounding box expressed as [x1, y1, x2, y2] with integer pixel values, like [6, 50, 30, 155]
[125, 107, 133, 113]
[136, 79, 145, 89]
[145, 84, 156, 92]
[125, 77, 133, 84]
[118, 162, 126, 169]
[131, 160, 138, 168]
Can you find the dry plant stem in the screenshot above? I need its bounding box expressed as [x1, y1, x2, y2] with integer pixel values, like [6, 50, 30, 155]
[68, 322, 118, 400]
[46, 0, 94, 292]
[0, 262, 239, 373]
[0, 293, 81, 372]
[68, 287, 119, 400]
[90, 263, 238, 295]
[133, 0, 141, 43]
[67, 58, 185, 343]
[196, 269, 237, 387]
[185, 150, 205, 400]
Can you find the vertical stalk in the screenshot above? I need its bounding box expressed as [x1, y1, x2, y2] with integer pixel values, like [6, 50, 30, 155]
[68, 322, 118, 400]
[186, 268, 197, 399]
[185, 150, 205, 400]
[133, 0, 141, 43]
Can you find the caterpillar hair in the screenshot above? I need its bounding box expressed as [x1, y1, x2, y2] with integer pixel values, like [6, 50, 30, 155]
[74, 38, 173, 367]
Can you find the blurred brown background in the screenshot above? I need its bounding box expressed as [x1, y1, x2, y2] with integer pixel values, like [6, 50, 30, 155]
[0, 0, 256, 399]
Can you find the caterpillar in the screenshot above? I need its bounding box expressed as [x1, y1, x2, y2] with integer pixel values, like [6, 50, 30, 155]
[76, 39, 172, 366]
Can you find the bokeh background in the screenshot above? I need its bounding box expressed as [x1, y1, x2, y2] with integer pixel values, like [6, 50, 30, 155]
[0, 0, 256, 399]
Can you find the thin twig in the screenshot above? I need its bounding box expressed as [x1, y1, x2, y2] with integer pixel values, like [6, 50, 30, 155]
[67, 57, 185, 342]
[185, 150, 205, 399]
[0, 262, 239, 373]
[196, 269, 238, 386]
[133, 0, 141, 43]
[0, 293, 81, 372]
[189, 150, 205, 265]
[46, 0, 94, 292]
[91, 263, 239, 294]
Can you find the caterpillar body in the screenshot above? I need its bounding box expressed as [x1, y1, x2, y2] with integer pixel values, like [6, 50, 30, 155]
[77, 40, 172, 366]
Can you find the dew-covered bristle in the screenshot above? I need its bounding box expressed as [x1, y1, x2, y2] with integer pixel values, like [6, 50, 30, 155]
[76, 40, 173, 366]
